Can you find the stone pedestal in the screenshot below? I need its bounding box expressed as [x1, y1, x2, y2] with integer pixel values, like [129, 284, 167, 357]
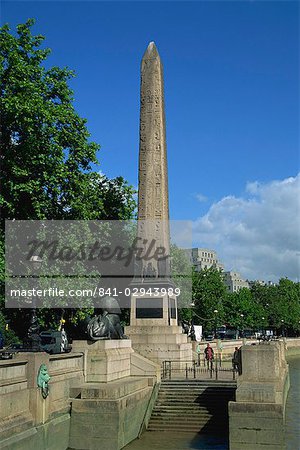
[125, 324, 192, 364]
[129, 286, 178, 327]
[236, 340, 289, 404]
[229, 341, 290, 450]
[69, 377, 155, 450]
[69, 339, 161, 450]
[72, 340, 133, 383]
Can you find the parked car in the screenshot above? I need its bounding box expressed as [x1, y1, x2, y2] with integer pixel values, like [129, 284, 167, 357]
[215, 325, 227, 340]
[224, 329, 239, 340]
[242, 329, 255, 339]
[1, 331, 72, 356]
[203, 332, 215, 341]
[39, 330, 72, 354]
[0, 351, 13, 360]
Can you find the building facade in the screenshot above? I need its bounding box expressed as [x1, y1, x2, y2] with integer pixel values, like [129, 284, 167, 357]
[185, 248, 224, 272]
[223, 271, 250, 293]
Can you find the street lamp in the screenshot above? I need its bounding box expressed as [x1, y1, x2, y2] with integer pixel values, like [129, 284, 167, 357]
[240, 314, 244, 338]
[213, 309, 218, 339]
[27, 256, 43, 351]
[262, 317, 265, 337]
[281, 319, 285, 338]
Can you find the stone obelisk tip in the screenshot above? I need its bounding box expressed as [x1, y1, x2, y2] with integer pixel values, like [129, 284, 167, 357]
[142, 41, 159, 59]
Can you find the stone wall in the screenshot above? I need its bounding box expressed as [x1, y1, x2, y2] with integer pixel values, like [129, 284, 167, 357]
[0, 342, 159, 450]
[228, 341, 290, 450]
[0, 352, 84, 450]
[69, 377, 155, 450]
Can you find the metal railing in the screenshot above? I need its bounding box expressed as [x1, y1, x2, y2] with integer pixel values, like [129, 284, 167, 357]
[162, 359, 237, 381]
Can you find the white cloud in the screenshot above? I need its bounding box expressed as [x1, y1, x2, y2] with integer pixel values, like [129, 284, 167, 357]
[195, 193, 208, 203]
[192, 174, 300, 282]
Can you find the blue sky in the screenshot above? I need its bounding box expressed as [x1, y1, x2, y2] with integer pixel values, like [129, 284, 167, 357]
[2, 1, 299, 281]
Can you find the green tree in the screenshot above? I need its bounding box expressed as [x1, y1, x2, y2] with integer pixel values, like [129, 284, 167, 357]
[0, 20, 137, 339]
[0, 19, 136, 222]
[249, 280, 300, 335]
[192, 267, 227, 330]
[223, 288, 265, 331]
[170, 244, 193, 322]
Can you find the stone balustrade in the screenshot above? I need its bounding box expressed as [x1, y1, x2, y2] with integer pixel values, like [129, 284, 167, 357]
[229, 340, 290, 450]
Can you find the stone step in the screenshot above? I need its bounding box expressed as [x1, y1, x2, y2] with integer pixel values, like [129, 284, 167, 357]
[151, 413, 213, 419]
[148, 419, 229, 427]
[155, 403, 230, 410]
[161, 380, 236, 384]
[152, 407, 228, 413]
[153, 410, 228, 415]
[160, 386, 236, 391]
[150, 413, 226, 420]
[153, 403, 226, 409]
[149, 417, 227, 425]
[149, 414, 213, 421]
[149, 382, 233, 437]
[147, 423, 228, 432]
[160, 384, 235, 387]
[161, 384, 236, 389]
[157, 393, 234, 398]
[157, 399, 232, 403]
[160, 384, 236, 388]
[156, 398, 233, 403]
[159, 393, 234, 396]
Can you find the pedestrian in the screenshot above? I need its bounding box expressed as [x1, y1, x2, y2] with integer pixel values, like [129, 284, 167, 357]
[237, 347, 242, 375]
[189, 323, 196, 341]
[232, 346, 239, 371]
[204, 343, 214, 370]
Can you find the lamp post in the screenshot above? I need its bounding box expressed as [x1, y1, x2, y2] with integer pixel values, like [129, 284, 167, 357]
[27, 256, 42, 351]
[213, 309, 218, 340]
[240, 314, 244, 339]
[281, 319, 285, 338]
[262, 316, 265, 337]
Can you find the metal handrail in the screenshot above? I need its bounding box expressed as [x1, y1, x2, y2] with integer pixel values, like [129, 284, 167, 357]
[161, 359, 238, 381]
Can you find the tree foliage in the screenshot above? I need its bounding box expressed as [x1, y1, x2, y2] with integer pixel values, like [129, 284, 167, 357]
[170, 244, 193, 315]
[0, 20, 137, 340]
[0, 19, 136, 222]
[192, 267, 227, 328]
[191, 269, 300, 335]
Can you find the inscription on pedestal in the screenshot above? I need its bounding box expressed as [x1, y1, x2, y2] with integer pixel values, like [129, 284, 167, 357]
[136, 297, 163, 319]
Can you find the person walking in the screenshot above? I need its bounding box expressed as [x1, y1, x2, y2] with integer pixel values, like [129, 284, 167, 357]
[204, 343, 214, 370]
[232, 346, 239, 371]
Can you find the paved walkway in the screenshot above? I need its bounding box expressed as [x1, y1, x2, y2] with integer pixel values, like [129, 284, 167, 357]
[123, 432, 228, 450]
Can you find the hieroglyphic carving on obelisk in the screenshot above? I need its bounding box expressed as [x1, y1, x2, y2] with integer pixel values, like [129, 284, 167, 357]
[137, 42, 170, 277]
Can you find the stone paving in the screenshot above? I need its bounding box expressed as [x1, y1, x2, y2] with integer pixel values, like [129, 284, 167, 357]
[123, 431, 228, 450]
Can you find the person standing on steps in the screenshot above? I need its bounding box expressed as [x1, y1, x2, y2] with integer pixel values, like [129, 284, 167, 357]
[204, 343, 214, 370]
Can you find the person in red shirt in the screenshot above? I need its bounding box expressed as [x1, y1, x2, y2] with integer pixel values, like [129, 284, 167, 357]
[204, 343, 214, 369]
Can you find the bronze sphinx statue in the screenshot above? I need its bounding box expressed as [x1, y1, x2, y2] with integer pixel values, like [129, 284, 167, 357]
[87, 296, 127, 340]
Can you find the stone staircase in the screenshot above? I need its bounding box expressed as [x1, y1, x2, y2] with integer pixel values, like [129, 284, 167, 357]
[147, 379, 236, 434]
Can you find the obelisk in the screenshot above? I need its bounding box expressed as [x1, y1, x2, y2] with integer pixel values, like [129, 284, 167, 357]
[125, 43, 192, 364]
[137, 41, 170, 278]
